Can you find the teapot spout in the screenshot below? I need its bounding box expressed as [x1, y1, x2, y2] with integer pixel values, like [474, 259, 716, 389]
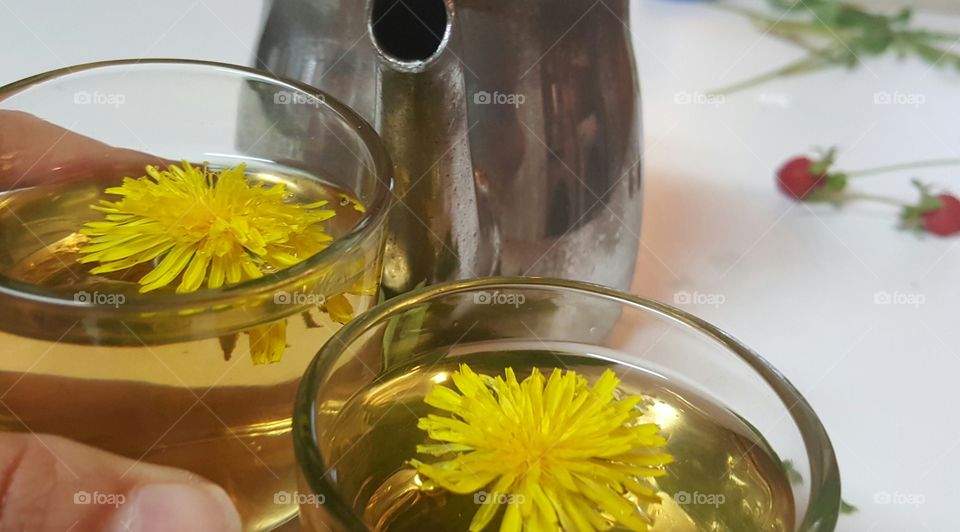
[370, 0, 498, 296]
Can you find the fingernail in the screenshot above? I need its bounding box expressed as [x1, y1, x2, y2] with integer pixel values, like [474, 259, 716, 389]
[112, 483, 242, 532]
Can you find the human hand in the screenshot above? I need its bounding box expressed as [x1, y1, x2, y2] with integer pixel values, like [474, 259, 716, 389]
[0, 111, 239, 532]
[0, 110, 167, 187]
[0, 433, 241, 531]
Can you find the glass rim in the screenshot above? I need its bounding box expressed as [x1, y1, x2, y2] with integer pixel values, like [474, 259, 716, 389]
[294, 276, 842, 531]
[0, 58, 394, 314]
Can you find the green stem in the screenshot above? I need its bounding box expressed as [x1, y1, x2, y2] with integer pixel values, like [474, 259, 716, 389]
[902, 29, 960, 42]
[712, 3, 850, 45]
[840, 192, 909, 208]
[846, 159, 960, 178]
[707, 3, 783, 21]
[765, 27, 824, 53]
[764, 19, 836, 39]
[708, 3, 836, 45]
[708, 51, 835, 95]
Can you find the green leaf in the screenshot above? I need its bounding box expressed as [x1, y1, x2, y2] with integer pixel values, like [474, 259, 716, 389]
[730, 0, 959, 93]
[892, 8, 913, 26]
[901, 180, 943, 231]
[858, 23, 895, 54]
[768, 0, 830, 11]
[809, 146, 837, 175]
[825, 172, 848, 192]
[908, 40, 960, 71]
[920, 197, 942, 212]
[811, 2, 842, 25]
[782, 459, 804, 485]
[840, 499, 858, 514]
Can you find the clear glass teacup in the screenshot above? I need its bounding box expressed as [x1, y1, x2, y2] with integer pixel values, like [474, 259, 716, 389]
[0, 59, 393, 530]
[294, 277, 841, 531]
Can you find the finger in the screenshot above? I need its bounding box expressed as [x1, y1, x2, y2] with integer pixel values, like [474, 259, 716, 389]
[0, 432, 241, 532]
[0, 111, 166, 188]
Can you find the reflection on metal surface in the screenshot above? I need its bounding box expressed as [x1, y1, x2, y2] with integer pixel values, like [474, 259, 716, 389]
[257, 0, 644, 294]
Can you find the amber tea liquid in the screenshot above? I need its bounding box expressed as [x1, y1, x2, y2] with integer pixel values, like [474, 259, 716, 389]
[319, 344, 797, 532]
[0, 166, 380, 531]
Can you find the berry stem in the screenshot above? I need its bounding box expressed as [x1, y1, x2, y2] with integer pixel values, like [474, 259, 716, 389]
[902, 29, 960, 42]
[841, 192, 909, 208]
[708, 52, 834, 95]
[845, 159, 960, 178]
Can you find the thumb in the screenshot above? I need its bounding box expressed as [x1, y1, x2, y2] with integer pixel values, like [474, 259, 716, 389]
[0, 433, 241, 532]
[0, 110, 168, 188]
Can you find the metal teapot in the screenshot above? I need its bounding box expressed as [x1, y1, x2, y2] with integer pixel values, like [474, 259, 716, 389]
[255, 0, 643, 295]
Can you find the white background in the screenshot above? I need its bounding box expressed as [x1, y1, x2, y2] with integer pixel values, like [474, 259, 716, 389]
[1, 1, 957, 530]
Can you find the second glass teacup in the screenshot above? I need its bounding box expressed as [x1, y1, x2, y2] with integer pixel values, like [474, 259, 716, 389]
[294, 277, 841, 531]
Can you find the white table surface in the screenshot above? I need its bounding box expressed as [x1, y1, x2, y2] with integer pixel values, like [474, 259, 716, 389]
[1, 1, 956, 531]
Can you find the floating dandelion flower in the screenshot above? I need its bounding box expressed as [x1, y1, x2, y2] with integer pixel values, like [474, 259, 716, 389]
[77, 162, 343, 364]
[411, 364, 672, 531]
[78, 162, 335, 292]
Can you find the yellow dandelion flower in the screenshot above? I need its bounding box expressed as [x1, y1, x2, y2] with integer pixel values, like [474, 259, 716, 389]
[322, 293, 355, 325]
[78, 162, 335, 293]
[322, 272, 381, 325]
[77, 162, 338, 364]
[247, 320, 287, 365]
[411, 364, 672, 532]
[339, 192, 366, 213]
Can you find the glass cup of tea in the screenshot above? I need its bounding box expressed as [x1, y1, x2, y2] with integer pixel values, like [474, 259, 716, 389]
[294, 277, 841, 531]
[0, 59, 392, 530]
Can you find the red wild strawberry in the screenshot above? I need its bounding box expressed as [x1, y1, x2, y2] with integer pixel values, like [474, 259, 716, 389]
[776, 157, 826, 200]
[901, 181, 960, 237]
[775, 147, 960, 236]
[776, 148, 842, 201]
[921, 194, 960, 236]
